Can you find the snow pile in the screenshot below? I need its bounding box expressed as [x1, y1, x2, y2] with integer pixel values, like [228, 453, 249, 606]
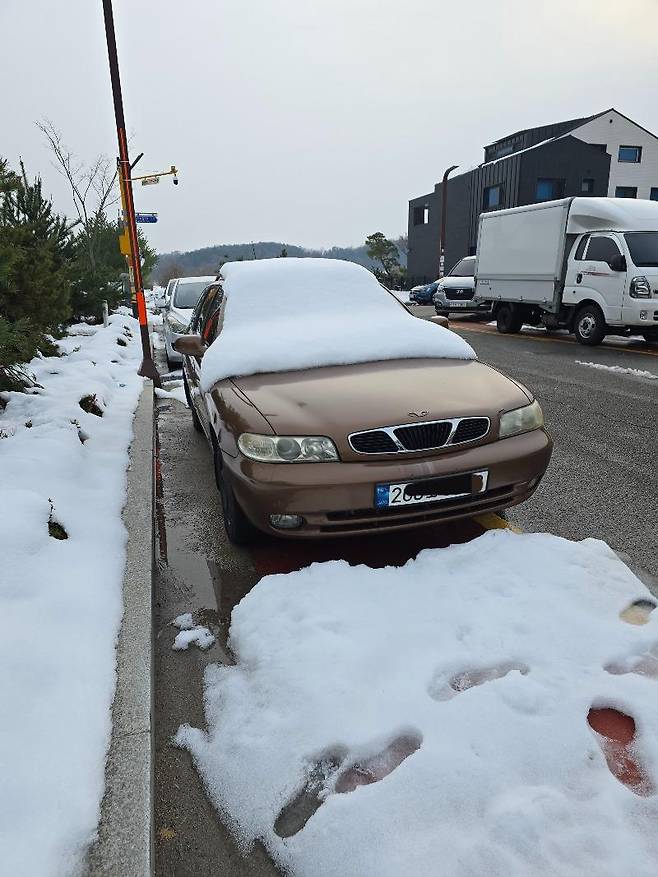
[576, 360, 658, 381]
[171, 613, 215, 651]
[0, 316, 143, 874]
[177, 530, 658, 877]
[200, 259, 475, 391]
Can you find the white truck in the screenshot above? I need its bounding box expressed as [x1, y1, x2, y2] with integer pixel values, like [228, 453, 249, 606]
[474, 197, 658, 345]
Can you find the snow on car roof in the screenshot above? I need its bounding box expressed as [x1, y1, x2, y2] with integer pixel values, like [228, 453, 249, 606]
[200, 258, 475, 389]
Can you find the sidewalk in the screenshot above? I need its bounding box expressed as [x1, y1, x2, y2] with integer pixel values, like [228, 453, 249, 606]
[86, 382, 154, 876]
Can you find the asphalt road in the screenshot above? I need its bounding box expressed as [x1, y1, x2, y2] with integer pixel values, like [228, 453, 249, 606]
[151, 315, 657, 875]
[430, 312, 658, 581]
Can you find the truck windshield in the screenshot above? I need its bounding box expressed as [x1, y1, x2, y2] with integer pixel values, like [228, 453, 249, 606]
[624, 232, 658, 267]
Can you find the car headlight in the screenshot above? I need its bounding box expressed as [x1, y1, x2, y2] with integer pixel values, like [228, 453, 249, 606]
[167, 314, 189, 333]
[499, 400, 544, 438]
[238, 433, 339, 462]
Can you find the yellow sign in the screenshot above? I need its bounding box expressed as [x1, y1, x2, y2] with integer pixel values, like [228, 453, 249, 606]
[118, 230, 131, 256]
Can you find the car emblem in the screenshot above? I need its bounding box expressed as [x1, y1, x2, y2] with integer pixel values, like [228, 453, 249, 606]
[408, 410, 429, 418]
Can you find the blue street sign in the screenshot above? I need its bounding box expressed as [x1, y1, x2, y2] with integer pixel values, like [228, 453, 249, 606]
[135, 213, 158, 223]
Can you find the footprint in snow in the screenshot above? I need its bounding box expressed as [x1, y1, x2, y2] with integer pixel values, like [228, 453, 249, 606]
[587, 707, 654, 797]
[274, 732, 422, 838]
[428, 661, 530, 702]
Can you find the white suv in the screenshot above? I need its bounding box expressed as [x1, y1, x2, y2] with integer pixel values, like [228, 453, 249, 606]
[163, 276, 215, 366]
[433, 256, 490, 317]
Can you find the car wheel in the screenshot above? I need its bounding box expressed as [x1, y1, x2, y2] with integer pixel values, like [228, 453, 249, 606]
[642, 331, 658, 345]
[496, 304, 523, 334]
[574, 304, 606, 346]
[183, 373, 203, 433]
[214, 447, 257, 545]
[434, 308, 449, 317]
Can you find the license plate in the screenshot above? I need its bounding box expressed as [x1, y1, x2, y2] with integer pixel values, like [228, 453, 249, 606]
[375, 470, 489, 508]
[449, 300, 469, 307]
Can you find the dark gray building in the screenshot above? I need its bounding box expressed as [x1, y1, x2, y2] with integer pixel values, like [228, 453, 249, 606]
[407, 111, 626, 286]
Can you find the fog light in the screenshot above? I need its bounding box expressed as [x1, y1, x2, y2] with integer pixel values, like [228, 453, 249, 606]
[269, 514, 304, 530]
[640, 311, 648, 320]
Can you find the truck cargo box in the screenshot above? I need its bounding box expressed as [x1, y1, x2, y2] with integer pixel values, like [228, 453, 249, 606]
[475, 199, 573, 312]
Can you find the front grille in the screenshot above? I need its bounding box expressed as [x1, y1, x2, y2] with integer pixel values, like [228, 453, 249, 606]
[452, 417, 489, 443]
[349, 430, 398, 454]
[349, 417, 490, 455]
[445, 287, 474, 301]
[395, 422, 452, 450]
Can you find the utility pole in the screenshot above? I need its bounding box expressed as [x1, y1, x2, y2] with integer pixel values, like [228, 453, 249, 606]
[438, 165, 459, 279]
[101, 0, 160, 385]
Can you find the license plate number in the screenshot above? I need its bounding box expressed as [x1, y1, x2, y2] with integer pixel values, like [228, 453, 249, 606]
[375, 470, 488, 508]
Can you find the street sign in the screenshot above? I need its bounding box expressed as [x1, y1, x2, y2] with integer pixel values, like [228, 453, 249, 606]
[135, 213, 158, 224]
[141, 176, 160, 186]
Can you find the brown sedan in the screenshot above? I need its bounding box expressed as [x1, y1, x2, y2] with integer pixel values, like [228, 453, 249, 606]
[175, 280, 552, 544]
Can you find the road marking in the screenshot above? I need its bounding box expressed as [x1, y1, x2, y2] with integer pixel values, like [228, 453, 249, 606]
[475, 512, 523, 534]
[453, 323, 658, 358]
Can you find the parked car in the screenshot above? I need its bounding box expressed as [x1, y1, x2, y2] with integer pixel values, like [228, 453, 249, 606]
[163, 275, 216, 365]
[433, 256, 489, 317]
[174, 258, 552, 544]
[409, 281, 439, 305]
[474, 197, 658, 344]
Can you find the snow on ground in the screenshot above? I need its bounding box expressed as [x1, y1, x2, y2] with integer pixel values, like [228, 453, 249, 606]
[0, 316, 143, 875]
[155, 383, 188, 406]
[200, 259, 475, 391]
[177, 530, 658, 877]
[171, 612, 215, 651]
[576, 360, 658, 381]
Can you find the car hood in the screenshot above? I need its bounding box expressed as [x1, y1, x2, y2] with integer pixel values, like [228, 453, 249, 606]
[440, 277, 475, 289]
[230, 358, 531, 457]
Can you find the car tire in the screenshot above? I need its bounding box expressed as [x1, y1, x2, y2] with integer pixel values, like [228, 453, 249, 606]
[434, 308, 450, 318]
[642, 331, 658, 345]
[573, 304, 606, 346]
[183, 373, 203, 433]
[496, 304, 523, 334]
[214, 447, 257, 545]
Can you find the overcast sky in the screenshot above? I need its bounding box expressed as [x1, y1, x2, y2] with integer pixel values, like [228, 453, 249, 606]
[2, 0, 657, 255]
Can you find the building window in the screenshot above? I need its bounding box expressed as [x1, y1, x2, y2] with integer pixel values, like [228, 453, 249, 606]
[483, 184, 503, 210]
[413, 204, 429, 225]
[581, 178, 595, 194]
[535, 178, 565, 202]
[650, 188, 658, 201]
[615, 186, 638, 198]
[618, 145, 642, 163]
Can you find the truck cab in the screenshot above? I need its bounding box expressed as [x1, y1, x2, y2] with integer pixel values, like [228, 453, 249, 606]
[563, 230, 658, 344]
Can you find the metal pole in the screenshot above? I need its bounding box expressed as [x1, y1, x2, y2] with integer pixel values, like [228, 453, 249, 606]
[101, 0, 160, 386]
[438, 165, 459, 279]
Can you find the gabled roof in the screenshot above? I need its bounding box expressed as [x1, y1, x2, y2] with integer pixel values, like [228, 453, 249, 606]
[486, 114, 598, 150]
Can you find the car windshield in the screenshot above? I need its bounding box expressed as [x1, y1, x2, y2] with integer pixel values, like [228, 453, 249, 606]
[624, 232, 658, 267]
[449, 259, 475, 277]
[174, 281, 209, 308]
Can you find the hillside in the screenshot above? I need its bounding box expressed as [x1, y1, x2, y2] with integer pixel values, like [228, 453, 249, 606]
[154, 240, 406, 284]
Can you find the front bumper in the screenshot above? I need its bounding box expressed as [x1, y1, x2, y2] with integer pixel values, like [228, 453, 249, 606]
[434, 292, 491, 313]
[224, 428, 553, 538]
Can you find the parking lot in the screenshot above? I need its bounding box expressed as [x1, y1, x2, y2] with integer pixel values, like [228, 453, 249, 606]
[151, 315, 657, 874]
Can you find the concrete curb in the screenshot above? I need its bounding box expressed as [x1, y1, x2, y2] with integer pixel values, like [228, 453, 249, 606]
[86, 382, 154, 876]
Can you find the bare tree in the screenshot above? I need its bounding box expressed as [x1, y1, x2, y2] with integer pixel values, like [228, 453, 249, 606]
[36, 120, 119, 271]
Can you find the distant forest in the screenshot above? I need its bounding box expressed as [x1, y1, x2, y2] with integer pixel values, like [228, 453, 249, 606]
[154, 239, 407, 285]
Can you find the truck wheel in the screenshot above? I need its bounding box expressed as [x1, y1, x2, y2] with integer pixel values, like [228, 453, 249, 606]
[574, 305, 606, 346]
[214, 447, 257, 545]
[496, 304, 523, 334]
[642, 332, 658, 345]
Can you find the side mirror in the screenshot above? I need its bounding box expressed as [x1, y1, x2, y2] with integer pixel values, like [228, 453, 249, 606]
[173, 334, 206, 357]
[430, 315, 450, 329]
[609, 254, 627, 272]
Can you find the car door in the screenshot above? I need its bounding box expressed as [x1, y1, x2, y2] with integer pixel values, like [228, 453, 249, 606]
[185, 284, 224, 435]
[578, 234, 626, 323]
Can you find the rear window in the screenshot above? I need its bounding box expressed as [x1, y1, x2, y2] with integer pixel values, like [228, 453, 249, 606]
[624, 232, 658, 267]
[449, 259, 475, 278]
[173, 281, 209, 308]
